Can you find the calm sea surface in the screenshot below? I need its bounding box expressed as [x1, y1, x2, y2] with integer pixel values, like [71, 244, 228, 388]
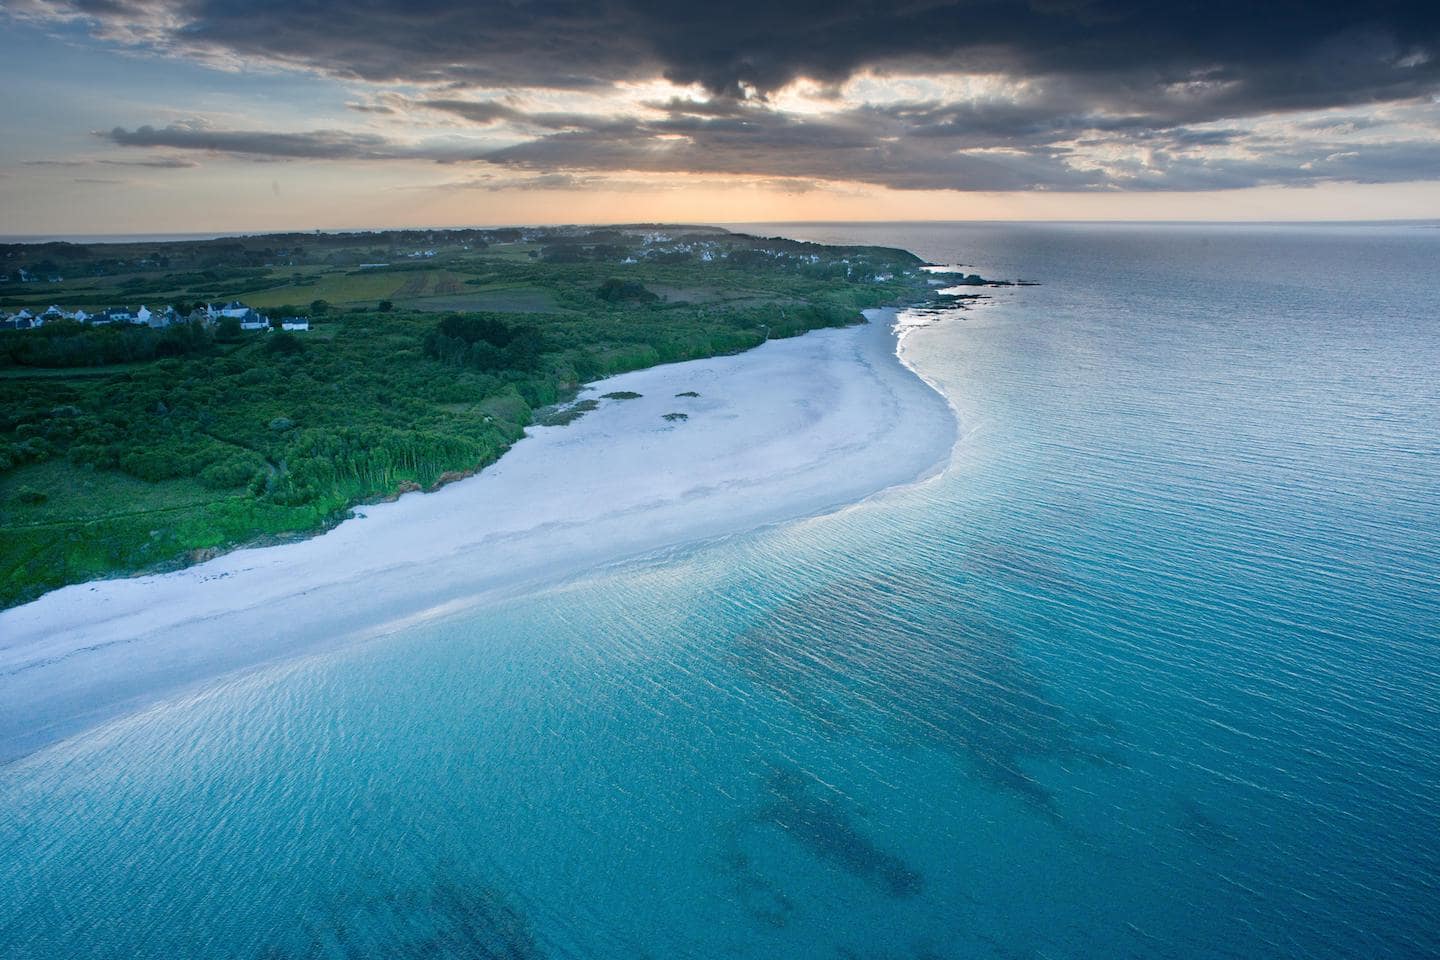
[2, 223, 1438, 958]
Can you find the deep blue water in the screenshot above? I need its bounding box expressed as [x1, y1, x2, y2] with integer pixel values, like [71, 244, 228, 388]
[2, 223, 1438, 958]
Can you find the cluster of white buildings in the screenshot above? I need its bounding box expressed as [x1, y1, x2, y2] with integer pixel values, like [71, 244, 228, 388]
[0, 301, 310, 332]
[205, 300, 312, 331]
[619, 240, 901, 282]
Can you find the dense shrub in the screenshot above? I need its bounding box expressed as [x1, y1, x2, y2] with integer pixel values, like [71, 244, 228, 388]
[423, 314, 544, 372]
[15, 486, 47, 505]
[199, 453, 266, 490]
[596, 279, 658, 303]
[264, 331, 305, 356]
[0, 320, 212, 369]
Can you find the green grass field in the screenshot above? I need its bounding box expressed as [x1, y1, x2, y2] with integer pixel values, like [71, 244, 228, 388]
[242, 271, 410, 308]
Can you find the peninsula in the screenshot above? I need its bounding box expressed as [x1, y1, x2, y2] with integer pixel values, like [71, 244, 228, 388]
[0, 226, 947, 609]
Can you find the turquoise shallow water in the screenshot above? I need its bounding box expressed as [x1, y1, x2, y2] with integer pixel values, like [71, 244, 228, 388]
[3, 223, 1439, 958]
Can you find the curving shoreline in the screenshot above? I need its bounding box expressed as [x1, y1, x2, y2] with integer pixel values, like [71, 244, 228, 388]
[0, 308, 957, 764]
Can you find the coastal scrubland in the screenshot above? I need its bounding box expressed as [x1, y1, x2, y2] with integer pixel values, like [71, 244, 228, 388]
[0, 226, 927, 607]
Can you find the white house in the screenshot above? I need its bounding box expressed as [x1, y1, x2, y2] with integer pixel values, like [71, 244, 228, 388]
[134, 305, 152, 326]
[238, 309, 270, 330]
[280, 318, 310, 331]
[90, 307, 134, 325]
[208, 300, 254, 321]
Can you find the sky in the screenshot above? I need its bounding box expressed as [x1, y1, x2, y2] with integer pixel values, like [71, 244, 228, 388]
[1, 0, 1439, 234]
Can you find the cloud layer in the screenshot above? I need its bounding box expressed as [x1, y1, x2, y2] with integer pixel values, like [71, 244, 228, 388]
[16, 0, 1440, 192]
[20, 0, 1438, 101]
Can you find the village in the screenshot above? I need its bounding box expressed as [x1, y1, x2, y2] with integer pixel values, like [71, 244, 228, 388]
[0, 301, 309, 332]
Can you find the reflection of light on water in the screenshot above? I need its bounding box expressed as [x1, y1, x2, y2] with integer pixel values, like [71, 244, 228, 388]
[892, 305, 966, 343]
[922, 264, 976, 287]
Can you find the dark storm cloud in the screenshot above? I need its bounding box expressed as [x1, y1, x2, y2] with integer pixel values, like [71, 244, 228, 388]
[33, 0, 1440, 191]
[18, 0, 1438, 108]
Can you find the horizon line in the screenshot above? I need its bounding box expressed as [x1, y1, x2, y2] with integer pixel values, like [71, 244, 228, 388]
[4, 218, 1439, 246]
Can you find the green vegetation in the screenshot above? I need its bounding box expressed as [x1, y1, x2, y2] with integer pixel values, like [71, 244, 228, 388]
[0, 225, 927, 607]
[2, 319, 214, 368]
[596, 278, 658, 303]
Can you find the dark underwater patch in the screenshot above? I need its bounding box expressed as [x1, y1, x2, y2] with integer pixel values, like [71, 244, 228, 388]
[729, 560, 1119, 820]
[255, 877, 544, 960]
[756, 765, 923, 898]
[720, 849, 797, 928]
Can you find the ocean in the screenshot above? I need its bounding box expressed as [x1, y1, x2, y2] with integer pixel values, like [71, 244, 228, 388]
[2, 222, 1437, 958]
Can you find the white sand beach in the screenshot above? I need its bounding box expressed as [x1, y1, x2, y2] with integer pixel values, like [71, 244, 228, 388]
[0, 309, 956, 763]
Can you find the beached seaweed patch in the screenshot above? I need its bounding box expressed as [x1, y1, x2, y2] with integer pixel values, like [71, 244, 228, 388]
[600, 390, 643, 400]
[675, 391, 701, 398]
[536, 399, 599, 427]
[662, 412, 689, 422]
